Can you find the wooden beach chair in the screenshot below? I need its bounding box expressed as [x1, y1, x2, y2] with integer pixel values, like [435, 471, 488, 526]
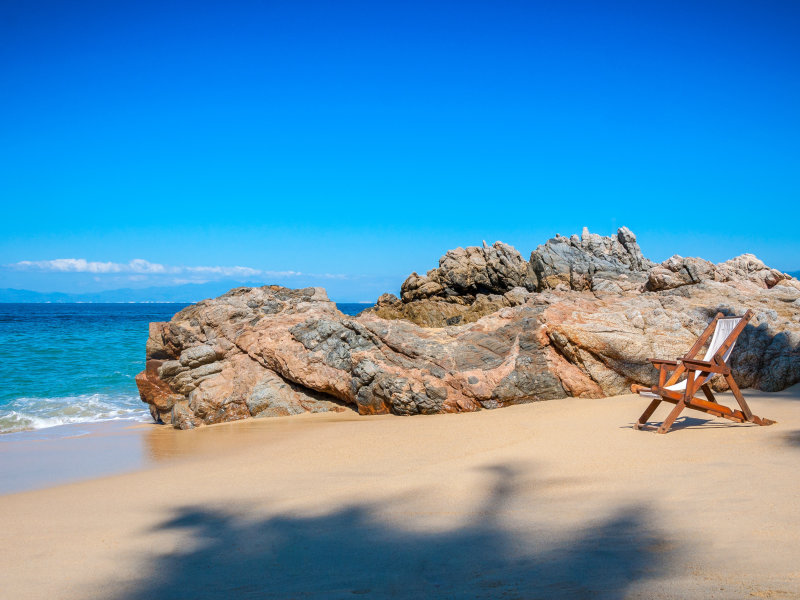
[631, 310, 775, 434]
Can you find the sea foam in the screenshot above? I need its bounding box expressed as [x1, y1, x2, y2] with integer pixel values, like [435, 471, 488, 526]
[0, 393, 150, 434]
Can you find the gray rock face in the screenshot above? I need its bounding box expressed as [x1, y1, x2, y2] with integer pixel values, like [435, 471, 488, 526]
[647, 253, 795, 291]
[179, 345, 219, 368]
[137, 230, 800, 430]
[246, 371, 343, 418]
[646, 256, 716, 291]
[529, 227, 656, 292]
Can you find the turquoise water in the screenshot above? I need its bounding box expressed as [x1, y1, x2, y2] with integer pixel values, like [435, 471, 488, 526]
[0, 302, 370, 433]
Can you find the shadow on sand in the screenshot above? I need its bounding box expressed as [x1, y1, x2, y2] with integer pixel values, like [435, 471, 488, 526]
[782, 430, 800, 448]
[631, 415, 755, 433]
[115, 465, 672, 599]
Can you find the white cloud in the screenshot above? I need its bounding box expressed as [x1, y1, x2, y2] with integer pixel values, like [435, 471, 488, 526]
[11, 258, 177, 274]
[6, 258, 344, 281]
[127, 259, 174, 274]
[185, 265, 264, 277]
[264, 270, 305, 277]
[14, 258, 123, 273]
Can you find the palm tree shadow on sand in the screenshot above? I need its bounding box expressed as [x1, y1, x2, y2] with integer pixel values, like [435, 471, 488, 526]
[783, 430, 800, 447]
[116, 465, 673, 599]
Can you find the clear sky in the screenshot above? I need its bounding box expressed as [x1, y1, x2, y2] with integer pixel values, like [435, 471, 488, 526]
[1, 0, 798, 301]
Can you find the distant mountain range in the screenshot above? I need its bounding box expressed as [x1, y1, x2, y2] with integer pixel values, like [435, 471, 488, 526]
[0, 280, 330, 303]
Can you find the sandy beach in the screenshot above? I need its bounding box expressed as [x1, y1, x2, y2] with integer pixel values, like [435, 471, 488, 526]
[4, 1, 798, 598]
[1, 387, 799, 599]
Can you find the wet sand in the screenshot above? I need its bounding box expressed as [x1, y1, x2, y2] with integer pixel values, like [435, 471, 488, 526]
[1, 386, 799, 599]
[0, 420, 152, 494]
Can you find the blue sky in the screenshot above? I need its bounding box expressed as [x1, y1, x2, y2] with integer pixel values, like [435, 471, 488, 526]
[1, 0, 798, 301]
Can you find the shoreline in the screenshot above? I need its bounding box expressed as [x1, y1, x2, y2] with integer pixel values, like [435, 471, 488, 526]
[0, 419, 155, 495]
[1, 385, 799, 598]
[0, 408, 366, 496]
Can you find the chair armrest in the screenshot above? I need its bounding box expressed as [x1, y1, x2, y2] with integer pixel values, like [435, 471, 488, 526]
[647, 358, 679, 368]
[648, 358, 681, 387]
[680, 358, 728, 374]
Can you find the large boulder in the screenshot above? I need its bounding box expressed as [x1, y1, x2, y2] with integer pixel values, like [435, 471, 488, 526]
[138, 285, 604, 427]
[400, 241, 537, 303]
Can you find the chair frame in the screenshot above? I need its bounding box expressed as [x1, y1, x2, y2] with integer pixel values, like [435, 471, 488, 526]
[631, 310, 775, 434]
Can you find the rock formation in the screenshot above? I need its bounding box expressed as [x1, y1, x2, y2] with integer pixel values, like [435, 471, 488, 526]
[400, 241, 536, 303]
[137, 228, 800, 429]
[529, 226, 655, 293]
[646, 253, 792, 291]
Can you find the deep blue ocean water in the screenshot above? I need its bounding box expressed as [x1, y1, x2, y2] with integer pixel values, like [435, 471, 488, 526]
[0, 302, 371, 433]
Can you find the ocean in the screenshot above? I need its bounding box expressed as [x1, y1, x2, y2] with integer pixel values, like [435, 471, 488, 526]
[0, 302, 371, 434]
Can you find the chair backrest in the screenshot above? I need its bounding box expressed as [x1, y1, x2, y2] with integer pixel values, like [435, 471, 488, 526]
[702, 316, 742, 363]
[665, 311, 752, 389]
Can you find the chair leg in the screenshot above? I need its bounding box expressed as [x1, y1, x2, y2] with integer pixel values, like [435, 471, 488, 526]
[701, 384, 717, 403]
[657, 399, 686, 434]
[635, 399, 661, 430]
[725, 375, 753, 421]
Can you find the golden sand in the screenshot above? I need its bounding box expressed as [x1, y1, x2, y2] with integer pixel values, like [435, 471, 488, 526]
[1, 386, 799, 598]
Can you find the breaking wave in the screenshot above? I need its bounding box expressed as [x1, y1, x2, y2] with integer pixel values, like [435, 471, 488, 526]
[0, 393, 150, 434]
